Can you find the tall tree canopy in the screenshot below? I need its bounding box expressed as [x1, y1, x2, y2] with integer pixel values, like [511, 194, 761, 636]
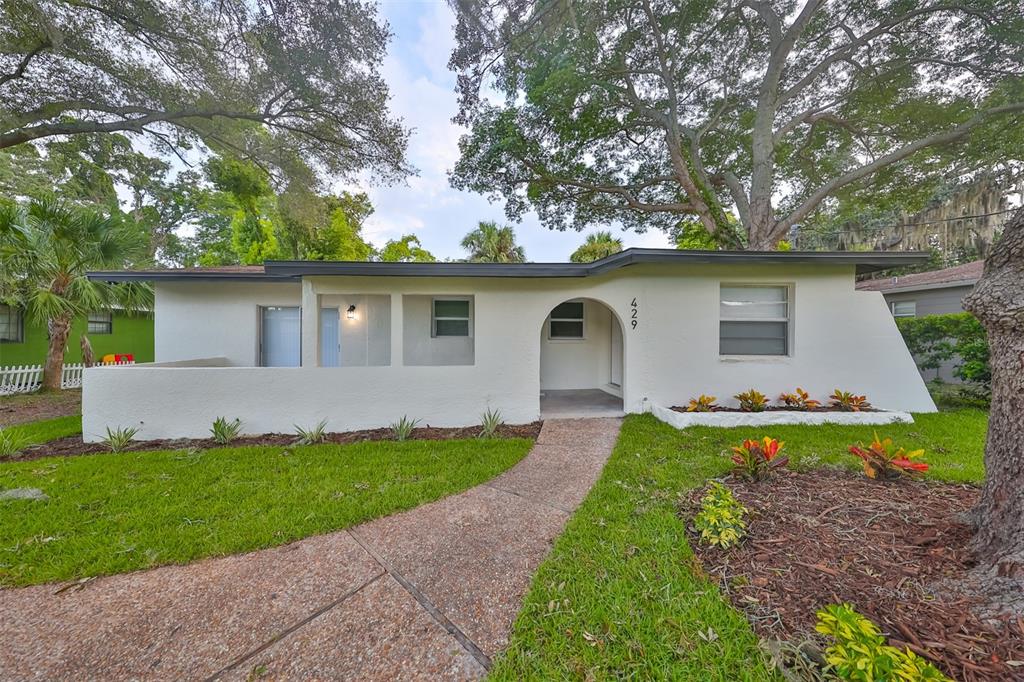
[569, 230, 622, 262]
[0, 0, 410, 183]
[460, 221, 527, 262]
[379, 234, 437, 262]
[449, 0, 1024, 249]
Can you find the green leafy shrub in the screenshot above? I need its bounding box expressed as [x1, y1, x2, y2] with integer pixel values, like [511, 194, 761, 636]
[731, 437, 789, 481]
[686, 394, 718, 412]
[829, 390, 871, 412]
[103, 426, 139, 453]
[0, 428, 28, 457]
[815, 603, 950, 681]
[210, 417, 242, 444]
[390, 415, 420, 441]
[734, 389, 768, 412]
[294, 419, 328, 445]
[693, 482, 747, 548]
[479, 408, 503, 438]
[896, 312, 990, 402]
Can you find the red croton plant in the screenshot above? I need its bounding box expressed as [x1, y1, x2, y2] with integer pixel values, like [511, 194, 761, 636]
[848, 433, 929, 480]
[731, 436, 788, 481]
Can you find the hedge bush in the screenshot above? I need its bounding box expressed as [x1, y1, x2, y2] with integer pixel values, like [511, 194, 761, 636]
[895, 312, 990, 401]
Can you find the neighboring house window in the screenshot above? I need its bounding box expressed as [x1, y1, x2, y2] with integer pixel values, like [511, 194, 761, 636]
[0, 304, 23, 343]
[891, 301, 916, 318]
[548, 301, 585, 339]
[720, 285, 790, 356]
[432, 299, 471, 337]
[87, 312, 113, 334]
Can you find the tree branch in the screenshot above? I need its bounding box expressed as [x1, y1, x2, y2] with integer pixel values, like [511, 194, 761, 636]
[0, 40, 51, 87]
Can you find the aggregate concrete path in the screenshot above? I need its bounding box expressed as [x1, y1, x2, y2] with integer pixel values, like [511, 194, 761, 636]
[0, 418, 622, 681]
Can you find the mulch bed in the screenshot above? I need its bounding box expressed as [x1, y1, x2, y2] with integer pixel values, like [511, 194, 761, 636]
[670, 405, 877, 413]
[2, 422, 543, 463]
[0, 390, 82, 427]
[683, 470, 1024, 682]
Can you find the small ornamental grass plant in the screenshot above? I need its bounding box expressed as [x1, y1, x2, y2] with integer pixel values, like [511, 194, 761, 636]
[730, 436, 788, 481]
[816, 603, 950, 681]
[830, 390, 871, 412]
[848, 432, 929, 480]
[734, 389, 769, 412]
[294, 420, 328, 445]
[210, 417, 242, 444]
[390, 415, 420, 441]
[686, 394, 718, 412]
[693, 482, 747, 549]
[479, 408, 503, 438]
[0, 428, 28, 458]
[778, 387, 821, 411]
[102, 426, 139, 453]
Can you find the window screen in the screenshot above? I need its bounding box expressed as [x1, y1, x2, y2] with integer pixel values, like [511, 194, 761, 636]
[0, 305, 22, 342]
[260, 306, 301, 366]
[720, 286, 789, 356]
[433, 299, 471, 337]
[87, 312, 113, 334]
[891, 301, 916, 318]
[549, 301, 584, 339]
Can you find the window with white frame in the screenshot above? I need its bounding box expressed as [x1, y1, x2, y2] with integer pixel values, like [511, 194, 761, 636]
[87, 311, 113, 334]
[0, 304, 23, 343]
[719, 285, 790, 356]
[548, 301, 585, 339]
[891, 300, 916, 318]
[432, 298, 471, 337]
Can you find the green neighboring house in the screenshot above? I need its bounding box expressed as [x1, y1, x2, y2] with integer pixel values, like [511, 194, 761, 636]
[0, 304, 154, 366]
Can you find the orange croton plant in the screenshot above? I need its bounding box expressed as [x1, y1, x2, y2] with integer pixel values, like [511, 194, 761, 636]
[848, 432, 928, 480]
[731, 436, 788, 481]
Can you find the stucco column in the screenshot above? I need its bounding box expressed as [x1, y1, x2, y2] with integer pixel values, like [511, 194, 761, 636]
[390, 293, 403, 367]
[301, 277, 319, 367]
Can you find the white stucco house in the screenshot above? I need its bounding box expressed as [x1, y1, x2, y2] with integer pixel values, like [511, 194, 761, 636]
[83, 249, 937, 441]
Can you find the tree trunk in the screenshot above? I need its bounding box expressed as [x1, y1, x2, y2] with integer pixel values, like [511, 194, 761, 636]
[963, 206, 1024, 581]
[41, 314, 72, 392]
[80, 334, 95, 368]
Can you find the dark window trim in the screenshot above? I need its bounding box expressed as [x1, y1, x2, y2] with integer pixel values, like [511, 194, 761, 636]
[0, 304, 24, 343]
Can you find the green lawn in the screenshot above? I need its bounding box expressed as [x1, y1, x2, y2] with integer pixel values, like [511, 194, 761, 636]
[489, 409, 987, 680]
[0, 438, 532, 587]
[1, 415, 82, 450]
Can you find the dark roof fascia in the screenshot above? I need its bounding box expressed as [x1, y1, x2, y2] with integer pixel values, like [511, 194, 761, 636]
[88, 249, 931, 282]
[87, 271, 295, 283]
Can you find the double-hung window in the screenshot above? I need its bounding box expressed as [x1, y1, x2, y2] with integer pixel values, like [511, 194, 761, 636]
[890, 301, 916, 318]
[87, 312, 113, 334]
[719, 285, 790, 356]
[432, 299, 471, 337]
[548, 301, 584, 339]
[0, 304, 23, 343]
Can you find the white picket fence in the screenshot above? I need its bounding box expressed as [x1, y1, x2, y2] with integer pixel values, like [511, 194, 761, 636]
[0, 361, 135, 395]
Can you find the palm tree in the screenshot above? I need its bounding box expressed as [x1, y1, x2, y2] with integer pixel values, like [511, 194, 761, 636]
[460, 221, 526, 263]
[0, 198, 152, 391]
[570, 231, 623, 263]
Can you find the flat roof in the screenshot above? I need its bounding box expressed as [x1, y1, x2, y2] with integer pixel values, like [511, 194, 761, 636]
[89, 248, 931, 282]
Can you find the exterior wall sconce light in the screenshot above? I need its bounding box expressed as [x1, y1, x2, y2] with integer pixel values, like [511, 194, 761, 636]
[346, 304, 356, 320]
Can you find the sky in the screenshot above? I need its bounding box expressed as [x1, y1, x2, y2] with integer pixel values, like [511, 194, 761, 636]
[346, 1, 672, 262]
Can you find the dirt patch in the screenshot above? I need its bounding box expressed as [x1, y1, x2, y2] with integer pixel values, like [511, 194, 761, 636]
[684, 470, 1024, 682]
[0, 391, 81, 427]
[2, 422, 544, 463]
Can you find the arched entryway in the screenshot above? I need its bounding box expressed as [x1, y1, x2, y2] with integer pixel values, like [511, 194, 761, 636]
[539, 297, 625, 418]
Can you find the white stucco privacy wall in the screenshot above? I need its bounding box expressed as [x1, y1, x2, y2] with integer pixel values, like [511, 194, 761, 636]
[83, 263, 936, 441]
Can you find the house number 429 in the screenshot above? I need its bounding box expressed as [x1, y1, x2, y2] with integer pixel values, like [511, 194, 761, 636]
[630, 298, 638, 330]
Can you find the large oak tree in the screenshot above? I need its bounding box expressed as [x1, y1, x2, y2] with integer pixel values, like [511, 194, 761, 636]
[0, 0, 410, 183]
[448, 0, 1024, 248]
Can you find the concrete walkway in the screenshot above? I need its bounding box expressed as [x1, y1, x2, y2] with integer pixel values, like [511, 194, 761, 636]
[0, 418, 621, 681]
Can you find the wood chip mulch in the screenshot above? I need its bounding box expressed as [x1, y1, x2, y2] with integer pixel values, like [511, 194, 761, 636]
[683, 469, 1024, 682]
[2, 422, 543, 463]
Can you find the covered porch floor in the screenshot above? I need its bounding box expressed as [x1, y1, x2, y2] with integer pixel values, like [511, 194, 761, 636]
[540, 389, 624, 419]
